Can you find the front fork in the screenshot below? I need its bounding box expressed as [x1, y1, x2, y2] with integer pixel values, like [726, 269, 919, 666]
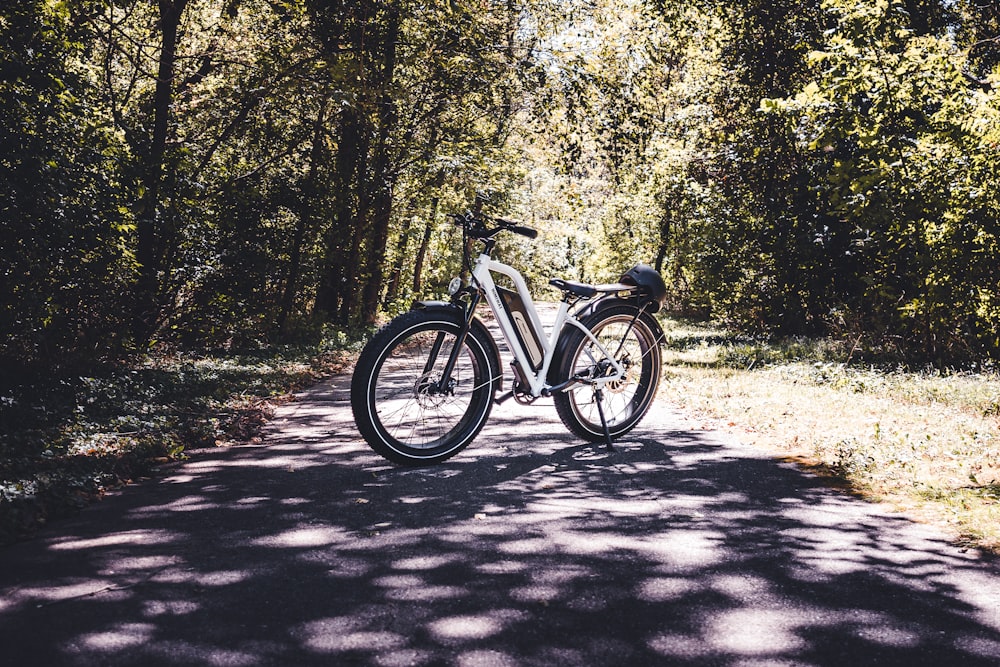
[426, 289, 482, 396]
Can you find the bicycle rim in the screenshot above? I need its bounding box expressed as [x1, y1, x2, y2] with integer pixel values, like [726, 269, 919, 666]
[368, 323, 490, 454]
[564, 315, 658, 435]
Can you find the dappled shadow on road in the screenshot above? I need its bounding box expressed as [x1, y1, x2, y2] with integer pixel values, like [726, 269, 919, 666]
[1, 377, 1000, 667]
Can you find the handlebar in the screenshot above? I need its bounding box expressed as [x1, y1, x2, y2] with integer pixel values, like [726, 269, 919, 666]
[496, 217, 539, 240]
[451, 212, 538, 240]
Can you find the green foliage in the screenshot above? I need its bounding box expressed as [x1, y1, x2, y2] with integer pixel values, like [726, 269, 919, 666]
[759, 0, 1000, 361]
[583, 0, 1000, 364]
[5, 0, 1000, 379]
[1, 0, 135, 375]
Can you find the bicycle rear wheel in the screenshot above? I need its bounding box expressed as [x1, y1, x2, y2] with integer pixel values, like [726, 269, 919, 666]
[552, 303, 662, 442]
[351, 309, 497, 465]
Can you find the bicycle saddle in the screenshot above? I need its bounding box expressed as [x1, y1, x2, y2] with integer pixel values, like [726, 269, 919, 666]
[549, 278, 632, 298]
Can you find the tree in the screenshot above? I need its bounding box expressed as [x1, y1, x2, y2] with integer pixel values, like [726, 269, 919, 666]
[6, 0, 999, 370]
[763, 0, 1000, 359]
[98, 0, 336, 346]
[0, 0, 133, 376]
[309, 0, 538, 325]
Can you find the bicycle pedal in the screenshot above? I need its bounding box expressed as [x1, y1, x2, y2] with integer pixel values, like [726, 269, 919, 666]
[494, 391, 514, 405]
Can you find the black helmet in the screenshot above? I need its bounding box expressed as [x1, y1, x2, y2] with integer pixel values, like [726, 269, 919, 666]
[620, 264, 667, 313]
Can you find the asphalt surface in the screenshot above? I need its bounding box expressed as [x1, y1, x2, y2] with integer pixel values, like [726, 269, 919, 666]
[2, 374, 1000, 666]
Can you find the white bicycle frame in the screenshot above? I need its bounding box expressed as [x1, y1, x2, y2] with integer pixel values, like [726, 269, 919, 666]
[470, 252, 625, 397]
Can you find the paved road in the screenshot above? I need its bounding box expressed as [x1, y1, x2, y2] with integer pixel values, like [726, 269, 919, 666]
[2, 374, 1000, 666]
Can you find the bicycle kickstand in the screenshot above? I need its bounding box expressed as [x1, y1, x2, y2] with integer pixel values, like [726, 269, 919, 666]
[593, 387, 614, 451]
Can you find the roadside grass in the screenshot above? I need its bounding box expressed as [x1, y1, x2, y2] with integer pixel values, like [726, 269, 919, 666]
[0, 334, 361, 545]
[660, 318, 1000, 553]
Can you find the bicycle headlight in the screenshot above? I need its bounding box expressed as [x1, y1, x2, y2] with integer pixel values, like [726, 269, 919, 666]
[448, 276, 463, 296]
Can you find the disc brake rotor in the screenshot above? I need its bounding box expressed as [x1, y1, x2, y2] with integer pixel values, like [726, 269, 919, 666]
[413, 372, 455, 408]
[604, 355, 632, 394]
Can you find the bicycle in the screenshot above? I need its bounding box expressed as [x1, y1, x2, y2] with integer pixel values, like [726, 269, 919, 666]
[350, 200, 667, 466]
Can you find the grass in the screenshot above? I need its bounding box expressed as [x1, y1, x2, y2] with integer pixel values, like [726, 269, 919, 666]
[659, 317, 1000, 553]
[0, 334, 360, 545]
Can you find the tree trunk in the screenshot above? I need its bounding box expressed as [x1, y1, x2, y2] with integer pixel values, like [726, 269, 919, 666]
[315, 104, 363, 321]
[413, 197, 438, 294]
[133, 0, 189, 341]
[359, 4, 400, 325]
[655, 211, 671, 274]
[278, 93, 331, 336]
[383, 213, 412, 306]
[313, 0, 401, 326]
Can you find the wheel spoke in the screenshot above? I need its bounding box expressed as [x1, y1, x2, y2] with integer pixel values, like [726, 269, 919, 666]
[351, 309, 498, 463]
[377, 349, 472, 446]
[553, 307, 661, 441]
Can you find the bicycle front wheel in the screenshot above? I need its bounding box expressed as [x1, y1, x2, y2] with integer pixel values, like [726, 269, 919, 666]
[351, 309, 497, 465]
[553, 303, 662, 442]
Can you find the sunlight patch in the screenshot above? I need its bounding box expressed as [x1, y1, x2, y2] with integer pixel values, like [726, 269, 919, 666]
[554, 529, 627, 555]
[706, 609, 806, 654]
[475, 560, 528, 575]
[428, 615, 503, 641]
[373, 574, 424, 588]
[852, 622, 921, 647]
[49, 529, 179, 551]
[16, 580, 117, 607]
[531, 564, 591, 584]
[509, 584, 561, 603]
[428, 609, 528, 642]
[149, 495, 217, 512]
[148, 567, 251, 586]
[104, 555, 179, 574]
[391, 554, 456, 570]
[304, 630, 406, 653]
[236, 496, 269, 505]
[396, 495, 430, 504]
[384, 584, 466, 602]
[142, 599, 200, 617]
[77, 622, 155, 651]
[648, 631, 705, 658]
[321, 556, 374, 578]
[783, 527, 867, 576]
[198, 569, 253, 586]
[636, 576, 698, 602]
[454, 649, 520, 667]
[955, 635, 1000, 659]
[297, 618, 406, 654]
[374, 649, 434, 667]
[498, 537, 552, 555]
[637, 529, 725, 568]
[709, 574, 773, 600]
[253, 525, 348, 548]
[163, 474, 198, 483]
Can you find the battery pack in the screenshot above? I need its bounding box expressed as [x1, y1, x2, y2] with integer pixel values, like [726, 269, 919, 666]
[496, 286, 544, 371]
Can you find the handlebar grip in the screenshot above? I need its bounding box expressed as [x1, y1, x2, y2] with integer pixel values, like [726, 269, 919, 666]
[494, 217, 537, 239]
[511, 225, 538, 239]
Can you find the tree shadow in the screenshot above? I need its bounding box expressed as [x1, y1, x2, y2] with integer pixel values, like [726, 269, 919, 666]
[1, 378, 999, 666]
